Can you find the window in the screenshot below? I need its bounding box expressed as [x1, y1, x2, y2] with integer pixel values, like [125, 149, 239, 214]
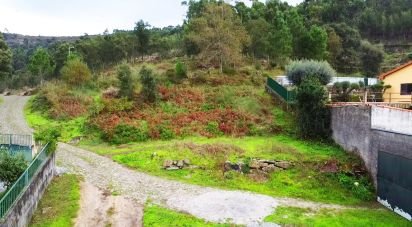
[401, 83, 412, 95]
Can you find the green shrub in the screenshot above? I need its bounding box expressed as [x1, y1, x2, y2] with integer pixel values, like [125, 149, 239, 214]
[103, 97, 134, 113]
[157, 125, 175, 140]
[222, 66, 236, 75]
[205, 122, 223, 136]
[117, 64, 135, 99]
[34, 127, 61, 153]
[296, 78, 331, 139]
[140, 66, 158, 103]
[234, 97, 261, 115]
[160, 102, 187, 114]
[337, 173, 374, 201]
[111, 123, 149, 144]
[61, 58, 92, 87]
[286, 60, 336, 86]
[0, 151, 27, 188]
[175, 61, 188, 78]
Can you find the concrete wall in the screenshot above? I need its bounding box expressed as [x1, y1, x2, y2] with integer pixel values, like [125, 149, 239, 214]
[0, 152, 55, 227]
[331, 105, 374, 176]
[371, 106, 412, 135]
[331, 105, 412, 186]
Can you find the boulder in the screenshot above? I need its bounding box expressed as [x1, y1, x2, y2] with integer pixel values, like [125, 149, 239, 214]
[183, 159, 191, 165]
[177, 160, 184, 168]
[163, 160, 173, 168]
[249, 160, 260, 169]
[274, 161, 292, 169]
[166, 166, 180, 171]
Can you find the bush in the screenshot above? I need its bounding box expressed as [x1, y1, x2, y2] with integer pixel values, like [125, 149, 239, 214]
[337, 173, 374, 201]
[175, 61, 188, 78]
[117, 64, 135, 99]
[360, 41, 384, 78]
[0, 151, 27, 188]
[157, 125, 175, 140]
[332, 81, 361, 102]
[34, 127, 61, 153]
[103, 97, 134, 113]
[61, 59, 92, 87]
[205, 121, 223, 136]
[140, 66, 158, 103]
[111, 123, 149, 144]
[222, 66, 236, 75]
[296, 78, 331, 139]
[286, 60, 336, 86]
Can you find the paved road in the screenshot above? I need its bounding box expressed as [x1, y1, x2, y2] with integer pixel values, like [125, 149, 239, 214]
[0, 95, 33, 135]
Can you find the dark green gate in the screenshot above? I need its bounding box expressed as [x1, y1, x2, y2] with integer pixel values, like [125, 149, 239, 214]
[378, 151, 412, 220]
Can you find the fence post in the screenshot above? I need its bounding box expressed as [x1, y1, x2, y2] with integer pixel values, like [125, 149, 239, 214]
[389, 93, 392, 103]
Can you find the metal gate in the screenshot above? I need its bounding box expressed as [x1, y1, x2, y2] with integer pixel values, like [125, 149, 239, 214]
[378, 151, 412, 221]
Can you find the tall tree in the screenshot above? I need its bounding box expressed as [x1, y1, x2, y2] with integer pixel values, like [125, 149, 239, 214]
[186, 3, 250, 73]
[134, 20, 151, 61]
[360, 41, 384, 77]
[0, 32, 12, 81]
[28, 48, 55, 85]
[297, 25, 328, 60]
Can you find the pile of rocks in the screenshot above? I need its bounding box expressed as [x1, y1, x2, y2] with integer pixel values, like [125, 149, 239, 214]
[163, 159, 191, 170]
[225, 159, 292, 174]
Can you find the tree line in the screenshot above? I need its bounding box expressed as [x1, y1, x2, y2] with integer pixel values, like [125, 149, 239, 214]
[1, 0, 411, 90]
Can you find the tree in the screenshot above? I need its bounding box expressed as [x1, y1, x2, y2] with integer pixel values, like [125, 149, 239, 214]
[185, 3, 250, 73]
[246, 18, 271, 59]
[332, 81, 361, 102]
[0, 151, 27, 188]
[326, 28, 343, 68]
[0, 32, 12, 81]
[286, 60, 336, 86]
[117, 64, 135, 99]
[134, 20, 151, 61]
[360, 41, 384, 77]
[267, 12, 293, 65]
[60, 58, 92, 86]
[296, 78, 330, 139]
[140, 66, 157, 103]
[297, 25, 328, 60]
[28, 48, 55, 85]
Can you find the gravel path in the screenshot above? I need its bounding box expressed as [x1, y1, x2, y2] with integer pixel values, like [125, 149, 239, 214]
[57, 143, 348, 226]
[0, 95, 33, 135]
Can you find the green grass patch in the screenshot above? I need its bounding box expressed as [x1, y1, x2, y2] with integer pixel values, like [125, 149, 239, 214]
[25, 98, 87, 142]
[264, 206, 412, 227]
[30, 174, 81, 227]
[143, 204, 234, 227]
[81, 135, 374, 205]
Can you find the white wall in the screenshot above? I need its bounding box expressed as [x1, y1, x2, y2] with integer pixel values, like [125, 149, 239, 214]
[371, 106, 412, 135]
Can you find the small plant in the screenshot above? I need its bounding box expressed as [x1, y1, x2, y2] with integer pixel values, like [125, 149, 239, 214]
[34, 127, 61, 152]
[175, 61, 188, 79]
[205, 121, 223, 136]
[117, 64, 135, 100]
[140, 66, 158, 103]
[111, 123, 149, 144]
[337, 173, 374, 201]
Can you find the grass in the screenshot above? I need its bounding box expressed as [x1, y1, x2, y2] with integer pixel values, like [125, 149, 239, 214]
[25, 97, 87, 142]
[81, 135, 374, 206]
[143, 204, 234, 227]
[264, 206, 412, 227]
[30, 175, 81, 227]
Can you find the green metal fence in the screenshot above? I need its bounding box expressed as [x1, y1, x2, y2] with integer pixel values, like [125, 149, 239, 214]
[266, 77, 296, 103]
[0, 143, 50, 219]
[0, 134, 33, 161]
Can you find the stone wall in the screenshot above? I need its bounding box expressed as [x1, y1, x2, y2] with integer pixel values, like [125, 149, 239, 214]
[0, 152, 55, 227]
[331, 105, 412, 186]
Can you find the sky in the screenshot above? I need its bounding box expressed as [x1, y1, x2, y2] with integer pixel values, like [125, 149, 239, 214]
[0, 0, 303, 36]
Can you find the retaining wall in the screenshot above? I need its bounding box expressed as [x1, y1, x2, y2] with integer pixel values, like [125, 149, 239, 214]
[331, 105, 412, 186]
[0, 152, 55, 227]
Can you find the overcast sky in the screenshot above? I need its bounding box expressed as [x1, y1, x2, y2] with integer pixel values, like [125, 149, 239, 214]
[0, 0, 303, 36]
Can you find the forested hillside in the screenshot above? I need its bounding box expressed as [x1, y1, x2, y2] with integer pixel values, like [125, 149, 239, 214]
[1, 0, 412, 91]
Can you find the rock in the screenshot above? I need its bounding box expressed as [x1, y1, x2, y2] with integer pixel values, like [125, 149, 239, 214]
[183, 159, 191, 165]
[274, 161, 292, 169]
[166, 166, 180, 171]
[249, 160, 260, 169]
[260, 162, 269, 168]
[163, 160, 173, 168]
[320, 160, 339, 173]
[177, 160, 184, 168]
[172, 161, 177, 165]
[262, 164, 278, 173]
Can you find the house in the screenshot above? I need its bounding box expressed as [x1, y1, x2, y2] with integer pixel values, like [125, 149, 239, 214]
[381, 61, 412, 103]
